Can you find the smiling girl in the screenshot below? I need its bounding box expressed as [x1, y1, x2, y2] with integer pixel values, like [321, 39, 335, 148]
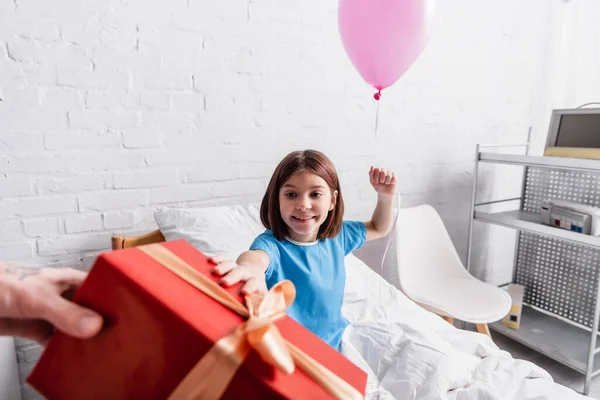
[212, 149, 396, 350]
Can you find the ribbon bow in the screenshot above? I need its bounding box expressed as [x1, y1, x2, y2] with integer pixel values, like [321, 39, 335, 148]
[139, 244, 363, 400]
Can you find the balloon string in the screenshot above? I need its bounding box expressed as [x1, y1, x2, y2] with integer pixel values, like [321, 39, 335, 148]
[375, 98, 380, 138]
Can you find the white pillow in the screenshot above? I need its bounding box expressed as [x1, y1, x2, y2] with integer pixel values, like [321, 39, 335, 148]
[154, 203, 264, 261]
[153, 203, 379, 303]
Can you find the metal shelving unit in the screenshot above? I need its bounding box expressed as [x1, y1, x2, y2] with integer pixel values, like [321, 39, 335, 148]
[474, 210, 600, 249]
[490, 306, 600, 375]
[466, 142, 600, 395]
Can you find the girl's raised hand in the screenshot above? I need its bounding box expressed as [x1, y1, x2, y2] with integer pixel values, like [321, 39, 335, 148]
[369, 166, 397, 197]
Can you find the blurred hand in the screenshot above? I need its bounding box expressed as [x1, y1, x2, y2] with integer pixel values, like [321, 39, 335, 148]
[0, 263, 103, 346]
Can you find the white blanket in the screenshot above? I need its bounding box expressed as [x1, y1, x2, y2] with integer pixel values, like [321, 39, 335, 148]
[341, 255, 590, 400]
[153, 204, 590, 400]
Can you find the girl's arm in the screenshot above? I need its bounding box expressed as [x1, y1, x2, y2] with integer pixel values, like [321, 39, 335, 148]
[211, 250, 269, 294]
[364, 166, 397, 242]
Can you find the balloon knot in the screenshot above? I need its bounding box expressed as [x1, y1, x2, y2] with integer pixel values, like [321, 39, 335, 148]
[374, 90, 381, 101]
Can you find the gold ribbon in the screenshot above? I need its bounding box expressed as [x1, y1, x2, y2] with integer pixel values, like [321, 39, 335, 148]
[138, 244, 363, 400]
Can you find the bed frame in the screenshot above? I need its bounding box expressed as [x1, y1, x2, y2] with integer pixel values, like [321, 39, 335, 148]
[111, 230, 166, 250]
[111, 229, 488, 337]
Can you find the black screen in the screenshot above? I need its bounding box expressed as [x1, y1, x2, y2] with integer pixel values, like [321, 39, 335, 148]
[555, 114, 600, 148]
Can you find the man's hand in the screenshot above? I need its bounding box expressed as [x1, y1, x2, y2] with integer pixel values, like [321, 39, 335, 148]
[0, 263, 103, 346]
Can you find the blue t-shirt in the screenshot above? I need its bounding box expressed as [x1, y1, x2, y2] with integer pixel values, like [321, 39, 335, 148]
[249, 220, 367, 350]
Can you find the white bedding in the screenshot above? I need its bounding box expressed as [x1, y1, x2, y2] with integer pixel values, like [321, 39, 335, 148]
[341, 254, 590, 400]
[154, 204, 591, 400]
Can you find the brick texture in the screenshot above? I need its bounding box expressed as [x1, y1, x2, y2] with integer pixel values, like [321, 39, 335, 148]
[1, 0, 598, 398]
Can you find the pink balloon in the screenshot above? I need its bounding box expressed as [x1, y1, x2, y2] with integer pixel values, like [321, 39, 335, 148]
[338, 0, 435, 92]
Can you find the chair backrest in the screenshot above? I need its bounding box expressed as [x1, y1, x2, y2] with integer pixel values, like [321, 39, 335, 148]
[395, 204, 470, 296]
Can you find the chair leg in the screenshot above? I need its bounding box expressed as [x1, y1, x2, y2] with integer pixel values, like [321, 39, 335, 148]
[476, 323, 491, 337]
[441, 315, 454, 325]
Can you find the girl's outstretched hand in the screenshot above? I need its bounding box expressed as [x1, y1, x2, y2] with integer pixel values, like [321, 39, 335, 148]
[369, 166, 397, 197]
[209, 255, 268, 296]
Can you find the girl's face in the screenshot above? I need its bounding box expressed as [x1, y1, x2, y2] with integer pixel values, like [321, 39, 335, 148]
[279, 170, 337, 242]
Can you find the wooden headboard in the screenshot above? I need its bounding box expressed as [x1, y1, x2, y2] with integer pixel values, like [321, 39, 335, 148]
[111, 229, 166, 250]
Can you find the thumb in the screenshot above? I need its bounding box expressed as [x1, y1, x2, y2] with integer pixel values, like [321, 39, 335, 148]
[39, 295, 103, 338]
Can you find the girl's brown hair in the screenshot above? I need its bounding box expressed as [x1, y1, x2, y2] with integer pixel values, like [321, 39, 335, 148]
[260, 150, 344, 241]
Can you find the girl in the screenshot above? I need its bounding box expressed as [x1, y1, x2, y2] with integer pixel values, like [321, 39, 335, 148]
[212, 149, 396, 350]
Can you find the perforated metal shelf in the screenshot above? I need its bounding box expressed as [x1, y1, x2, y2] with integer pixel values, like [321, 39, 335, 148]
[475, 165, 600, 328]
[472, 151, 600, 395]
[480, 152, 600, 173]
[490, 305, 600, 374]
[517, 167, 600, 329]
[474, 210, 600, 249]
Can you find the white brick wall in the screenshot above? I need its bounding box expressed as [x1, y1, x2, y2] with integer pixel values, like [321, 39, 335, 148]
[1, 0, 599, 398]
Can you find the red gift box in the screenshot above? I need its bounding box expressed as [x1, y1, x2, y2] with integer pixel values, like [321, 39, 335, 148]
[28, 239, 367, 399]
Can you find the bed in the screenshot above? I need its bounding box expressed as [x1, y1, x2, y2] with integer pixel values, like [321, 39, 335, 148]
[112, 203, 590, 400]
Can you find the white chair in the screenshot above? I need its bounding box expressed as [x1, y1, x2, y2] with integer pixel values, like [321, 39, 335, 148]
[395, 204, 511, 337]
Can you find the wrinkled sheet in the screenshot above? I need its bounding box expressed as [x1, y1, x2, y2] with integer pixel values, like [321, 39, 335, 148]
[340, 256, 590, 400]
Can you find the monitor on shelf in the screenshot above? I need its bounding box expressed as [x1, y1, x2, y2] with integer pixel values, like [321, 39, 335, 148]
[544, 108, 600, 159]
